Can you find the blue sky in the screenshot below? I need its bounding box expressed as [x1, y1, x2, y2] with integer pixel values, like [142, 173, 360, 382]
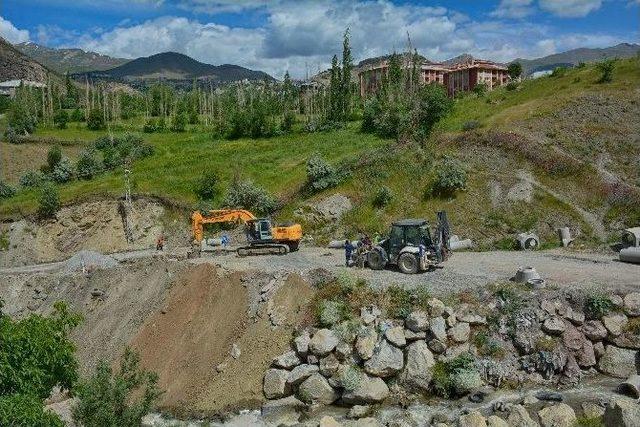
[1, 0, 638, 78]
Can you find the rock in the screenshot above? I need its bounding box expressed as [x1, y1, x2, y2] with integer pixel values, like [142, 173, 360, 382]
[355, 327, 378, 360]
[611, 294, 625, 308]
[430, 316, 448, 341]
[444, 343, 471, 361]
[273, 351, 302, 369]
[565, 309, 585, 326]
[609, 334, 640, 350]
[458, 411, 487, 427]
[428, 338, 447, 354]
[287, 364, 320, 386]
[562, 324, 585, 351]
[537, 404, 576, 427]
[449, 322, 471, 343]
[576, 339, 596, 368]
[231, 343, 241, 359]
[354, 418, 383, 427]
[385, 326, 407, 347]
[294, 331, 311, 357]
[535, 391, 563, 402]
[458, 314, 487, 325]
[348, 405, 370, 419]
[364, 340, 404, 377]
[216, 363, 227, 373]
[602, 397, 640, 427]
[404, 329, 426, 341]
[582, 320, 608, 341]
[541, 300, 558, 315]
[264, 369, 291, 399]
[361, 306, 381, 325]
[581, 402, 605, 419]
[307, 354, 319, 364]
[309, 329, 339, 356]
[522, 392, 539, 406]
[487, 416, 509, 427]
[597, 346, 638, 378]
[451, 370, 484, 396]
[319, 416, 342, 427]
[562, 324, 596, 367]
[319, 354, 340, 377]
[405, 311, 430, 332]
[297, 373, 338, 405]
[427, 298, 446, 317]
[542, 317, 566, 335]
[593, 341, 605, 358]
[261, 395, 305, 426]
[624, 292, 640, 316]
[335, 341, 353, 360]
[602, 313, 628, 337]
[400, 340, 435, 392]
[507, 405, 539, 427]
[342, 374, 389, 404]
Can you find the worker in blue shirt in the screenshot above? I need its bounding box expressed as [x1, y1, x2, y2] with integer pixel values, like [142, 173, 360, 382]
[344, 240, 354, 267]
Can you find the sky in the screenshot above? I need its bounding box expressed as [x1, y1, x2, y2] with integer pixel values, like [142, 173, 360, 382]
[1, 0, 638, 78]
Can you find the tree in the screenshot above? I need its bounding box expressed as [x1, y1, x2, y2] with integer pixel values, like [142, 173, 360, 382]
[327, 54, 343, 122]
[170, 112, 187, 132]
[223, 178, 277, 215]
[87, 109, 105, 130]
[51, 157, 74, 183]
[0, 394, 64, 427]
[508, 62, 523, 80]
[597, 59, 615, 83]
[70, 108, 84, 122]
[341, 28, 353, 119]
[412, 83, 453, 140]
[76, 149, 102, 180]
[194, 170, 220, 200]
[37, 183, 60, 218]
[72, 348, 162, 427]
[47, 145, 62, 172]
[53, 109, 68, 129]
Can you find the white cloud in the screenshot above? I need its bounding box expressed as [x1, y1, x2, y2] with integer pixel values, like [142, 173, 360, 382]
[539, 0, 602, 17]
[491, 0, 535, 19]
[0, 16, 30, 43]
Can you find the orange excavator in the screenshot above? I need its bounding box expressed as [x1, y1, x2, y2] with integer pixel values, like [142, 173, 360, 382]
[191, 209, 302, 256]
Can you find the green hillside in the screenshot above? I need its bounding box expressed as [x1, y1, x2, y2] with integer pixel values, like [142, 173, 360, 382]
[2, 57, 639, 248]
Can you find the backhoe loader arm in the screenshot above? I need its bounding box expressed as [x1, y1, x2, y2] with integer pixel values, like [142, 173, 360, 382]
[192, 209, 257, 242]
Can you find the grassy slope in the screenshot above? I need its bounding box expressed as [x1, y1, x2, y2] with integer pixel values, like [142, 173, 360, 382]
[1, 58, 638, 247]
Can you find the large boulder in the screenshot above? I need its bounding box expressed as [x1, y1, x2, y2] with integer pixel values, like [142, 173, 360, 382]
[294, 331, 311, 357]
[385, 326, 406, 347]
[542, 316, 566, 335]
[264, 369, 291, 399]
[355, 327, 378, 360]
[364, 340, 404, 377]
[602, 313, 628, 337]
[405, 311, 430, 332]
[297, 373, 338, 404]
[487, 416, 509, 427]
[603, 398, 640, 427]
[400, 340, 435, 392]
[582, 320, 607, 341]
[273, 351, 303, 369]
[341, 374, 390, 404]
[624, 292, 640, 317]
[458, 411, 487, 427]
[261, 395, 305, 426]
[597, 346, 639, 378]
[507, 405, 539, 427]
[309, 329, 339, 356]
[429, 316, 447, 341]
[426, 298, 446, 317]
[287, 364, 320, 386]
[537, 403, 577, 427]
[449, 322, 470, 343]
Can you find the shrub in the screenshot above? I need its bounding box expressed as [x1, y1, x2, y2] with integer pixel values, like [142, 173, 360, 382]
[86, 109, 105, 131]
[584, 294, 613, 320]
[51, 157, 74, 183]
[76, 149, 102, 180]
[339, 366, 362, 391]
[0, 394, 64, 427]
[373, 186, 393, 208]
[20, 170, 47, 188]
[386, 285, 413, 319]
[281, 110, 296, 133]
[46, 144, 63, 172]
[505, 81, 519, 91]
[4, 126, 21, 144]
[306, 153, 340, 192]
[473, 83, 488, 96]
[596, 59, 615, 83]
[432, 352, 477, 398]
[194, 170, 220, 200]
[0, 180, 16, 199]
[223, 179, 277, 215]
[462, 120, 480, 131]
[37, 183, 60, 218]
[102, 147, 122, 170]
[72, 348, 162, 427]
[70, 108, 84, 122]
[53, 109, 68, 129]
[170, 112, 187, 132]
[574, 416, 604, 427]
[550, 67, 567, 78]
[361, 98, 380, 133]
[6, 102, 37, 135]
[317, 300, 351, 326]
[432, 156, 467, 195]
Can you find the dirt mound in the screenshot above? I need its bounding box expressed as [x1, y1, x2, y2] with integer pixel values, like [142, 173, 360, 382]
[130, 264, 250, 410]
[63, 250, 118, 273]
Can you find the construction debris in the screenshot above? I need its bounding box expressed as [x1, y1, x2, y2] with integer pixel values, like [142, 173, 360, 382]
[64, 250, 118, 273]
[517, 232, 540, 250]
[449, 235, 473, 251]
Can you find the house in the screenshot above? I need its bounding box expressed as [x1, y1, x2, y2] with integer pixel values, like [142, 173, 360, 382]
[0, 79, 46, 97]
[444, 58, 509, 97]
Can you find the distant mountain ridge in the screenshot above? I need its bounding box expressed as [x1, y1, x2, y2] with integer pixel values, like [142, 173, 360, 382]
[15, 42, 129, 74]
[0, 37, 54, 83]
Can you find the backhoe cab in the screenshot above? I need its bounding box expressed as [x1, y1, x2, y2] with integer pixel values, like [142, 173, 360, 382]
[366, 213, 451, 274]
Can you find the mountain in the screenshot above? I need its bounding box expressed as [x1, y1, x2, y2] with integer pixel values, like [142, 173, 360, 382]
[0, 37, 53, 83]
[77, 52, 273, 87]
[15, 42, 129, 74]
[514, 43, 640, 75]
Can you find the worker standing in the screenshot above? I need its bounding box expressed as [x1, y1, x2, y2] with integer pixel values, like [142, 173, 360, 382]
[156, 234, 165, 251]
[344, 240, 354, 267]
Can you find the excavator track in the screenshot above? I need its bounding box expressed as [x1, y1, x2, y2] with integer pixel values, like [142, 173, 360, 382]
[236, 244, 290, 257]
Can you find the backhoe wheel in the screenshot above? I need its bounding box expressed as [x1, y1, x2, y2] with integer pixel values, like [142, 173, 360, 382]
[398, 253, 419, 274]
[367, 249, 386, 270]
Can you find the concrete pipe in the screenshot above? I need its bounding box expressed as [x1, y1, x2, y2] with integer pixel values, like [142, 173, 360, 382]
[449, 238, 473, 251]
[527, 278, 546, 289]
[205, 238, 223, 247]
[619, 374, 640, 399]
[620, 247, 640, 264]
[514, 266, 541, 283]
[622, 227, 640, 248]
[517, 232, 540, 250]
[328, 240, 346, 249]
[557, 227, 573, 247]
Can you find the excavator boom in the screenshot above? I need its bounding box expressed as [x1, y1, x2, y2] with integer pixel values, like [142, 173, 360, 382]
[192, 209, 257, 242]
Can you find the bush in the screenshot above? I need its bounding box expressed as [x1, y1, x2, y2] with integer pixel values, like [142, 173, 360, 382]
[51, 157, 74, 183]
[306, 153, 341, 192]
[37, 183, 60, 218]
[86, 109, 105, 131]
[20, 170, 47, 188]
[584, 294, 613, 320]
[462, 120, 480, 131]
[432, 156, 467, 195]
[596, 59, 615, 83]
[76, 149, 102, 180]
[70, 108, 84, 122]
[361, 98, 380, 133]
[550, 67, 567, 78]
[72, 348, 162, 427]
[0, 394, 64, 427]
[194, 170, 220, 200]
[170, 112, 187, 132]
[0, 180, 16, 199]
[373, 186, 393, 208]
[281, 110, 296, 132]
[102, 147, 122, 170]
[46, 144, 62, 172]
[473, 83, 488, 96]
[505, 81, 519, 91]
[317, 300, 351, 326]
[338, 366, 362, 391]
[432, 352, 477, 398]
[223, 179, 277, 215]
[53, 109, 68, 129]
[4, 126, 21, 144]
[6, 102, 37, 136]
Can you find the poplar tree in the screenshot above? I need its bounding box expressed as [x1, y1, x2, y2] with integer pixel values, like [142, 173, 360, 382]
[341, 29, 353, 119]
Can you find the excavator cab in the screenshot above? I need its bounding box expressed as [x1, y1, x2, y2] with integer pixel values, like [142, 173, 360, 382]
[246, 219, 273, 243]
